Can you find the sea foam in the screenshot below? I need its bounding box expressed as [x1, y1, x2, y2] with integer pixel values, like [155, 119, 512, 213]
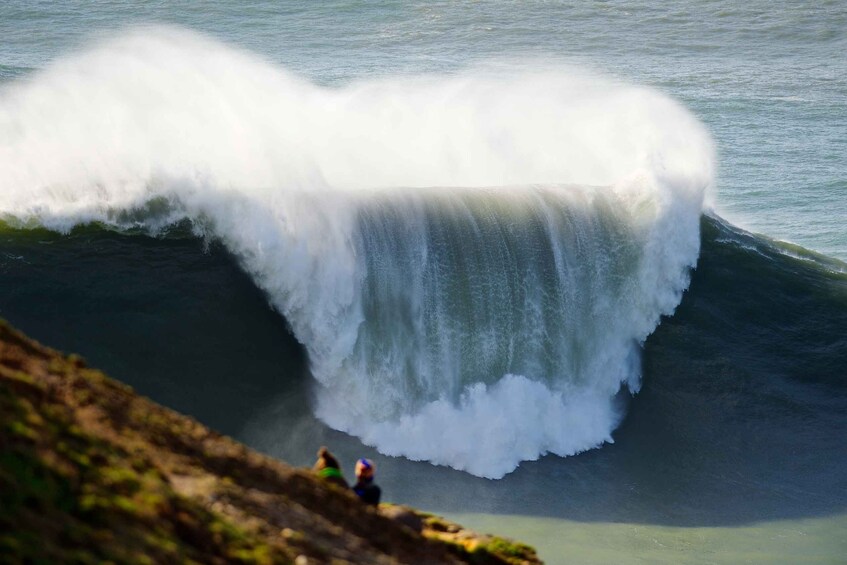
[0, 27, 715, 478]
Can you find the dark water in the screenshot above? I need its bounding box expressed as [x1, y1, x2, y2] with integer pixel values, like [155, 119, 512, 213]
[2, 215, 846, 534]
[2, 4, 846, 562]
[0, 224, 309, 436]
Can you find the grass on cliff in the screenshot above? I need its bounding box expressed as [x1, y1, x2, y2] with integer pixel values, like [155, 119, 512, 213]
[0, 330, 287, 564]
[0, 319, 541, 565]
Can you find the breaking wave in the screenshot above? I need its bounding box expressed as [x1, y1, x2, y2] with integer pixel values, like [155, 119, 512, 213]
[0, 27, 714, 477]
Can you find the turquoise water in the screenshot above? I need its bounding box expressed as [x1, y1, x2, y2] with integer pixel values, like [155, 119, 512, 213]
[1, 3, 846, 563]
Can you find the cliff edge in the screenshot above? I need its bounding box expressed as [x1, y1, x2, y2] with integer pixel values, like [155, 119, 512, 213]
[0, 319, 540, 564]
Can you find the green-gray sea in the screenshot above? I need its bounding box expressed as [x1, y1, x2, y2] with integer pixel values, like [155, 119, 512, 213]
[1, 3, 846, 563]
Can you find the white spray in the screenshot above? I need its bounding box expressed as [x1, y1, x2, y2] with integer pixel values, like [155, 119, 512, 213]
[0, 27, 714, 478]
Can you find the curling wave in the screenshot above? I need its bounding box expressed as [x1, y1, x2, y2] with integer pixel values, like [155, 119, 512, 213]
[0, 27, 714, 477]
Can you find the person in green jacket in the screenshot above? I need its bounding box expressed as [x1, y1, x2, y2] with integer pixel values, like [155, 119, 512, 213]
[313, 446, 349, 488]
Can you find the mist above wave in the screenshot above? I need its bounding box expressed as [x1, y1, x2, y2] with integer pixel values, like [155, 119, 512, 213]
[0, 27, 715, 477]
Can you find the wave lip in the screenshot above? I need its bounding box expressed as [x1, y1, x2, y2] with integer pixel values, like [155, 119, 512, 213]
[314, 179, 703, 479]
[0, 27, 715, 477]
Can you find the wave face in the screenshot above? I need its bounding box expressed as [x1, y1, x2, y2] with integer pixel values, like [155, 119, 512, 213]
[0, 28, 714, 477]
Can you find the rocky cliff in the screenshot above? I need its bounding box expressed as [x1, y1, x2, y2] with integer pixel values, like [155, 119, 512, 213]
[0, 319, 540, 564]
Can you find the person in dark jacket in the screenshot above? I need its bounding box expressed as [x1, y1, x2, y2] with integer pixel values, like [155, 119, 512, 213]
[313, 446, 349, 488]
[352, 458, 381, 506]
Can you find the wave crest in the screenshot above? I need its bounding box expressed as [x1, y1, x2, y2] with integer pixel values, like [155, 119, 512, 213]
[0, 27, 715, 477]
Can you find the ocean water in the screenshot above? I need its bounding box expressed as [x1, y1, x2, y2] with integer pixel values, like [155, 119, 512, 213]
[1, 2, 845, 563]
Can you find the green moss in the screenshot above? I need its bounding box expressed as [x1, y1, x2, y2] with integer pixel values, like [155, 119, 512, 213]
[6, 370, 41, 388]
[66, 353, 86, 367]
[70, 451, 92, 468]
[425, 515, 457, 533]
[0, 319, 539, 565]
[0, 450, 76, 512]
[143, 530, 180, 555]
[456, 536, 540, 565]
[99, 466, 143, 494]
[230, 545, 275, 564]
[7, 420, 38, 440]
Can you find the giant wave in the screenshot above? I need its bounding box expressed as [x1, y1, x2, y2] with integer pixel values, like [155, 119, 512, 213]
[0, 27, 715, 477]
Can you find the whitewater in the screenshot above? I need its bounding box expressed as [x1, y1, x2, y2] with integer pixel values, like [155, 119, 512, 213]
[0, 28, 715, 478]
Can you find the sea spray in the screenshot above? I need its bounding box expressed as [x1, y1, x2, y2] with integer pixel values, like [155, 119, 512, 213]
[0, 27, 715, 477]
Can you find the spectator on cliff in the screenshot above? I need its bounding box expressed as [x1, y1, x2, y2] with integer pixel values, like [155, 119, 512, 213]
[313, 446, 349, 488]
[352, 458, 381, 506]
